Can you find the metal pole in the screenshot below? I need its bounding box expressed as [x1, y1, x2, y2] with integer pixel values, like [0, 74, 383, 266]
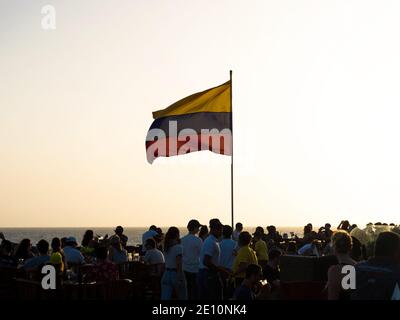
[230, 70, 234, 229]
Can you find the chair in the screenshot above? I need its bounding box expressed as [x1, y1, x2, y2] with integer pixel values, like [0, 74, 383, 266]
[76, 264, 94, 283]
[15, 279, 41, 300]
[105, 279, 133, 300]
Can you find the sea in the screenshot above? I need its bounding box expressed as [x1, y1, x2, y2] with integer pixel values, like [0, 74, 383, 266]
[0, 227, 304, 246]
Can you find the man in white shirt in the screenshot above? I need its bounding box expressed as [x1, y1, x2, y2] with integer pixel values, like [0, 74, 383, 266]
[141, 225, 159, 253]
[232, 222, 243, 242]
[181, 219, 203, 300]
[198, 218, 229, 300]
[63, 237, 84, 266]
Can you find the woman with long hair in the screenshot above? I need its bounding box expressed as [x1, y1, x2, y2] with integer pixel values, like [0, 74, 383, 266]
[81, 230, 96, 258]
[50, 237, 66, 273]
[326, 231, 356, 300]
[14, 239, 33, 261]
[161, 227, 187, 300]
[108, 235, 128, 264]
[81, 230, 94, 248]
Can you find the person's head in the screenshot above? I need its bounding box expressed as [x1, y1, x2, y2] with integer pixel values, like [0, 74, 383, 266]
[374, 231, 400, 262]
[0, 240, 12, 256]
[209, 219, 223, 238]
[15, 239, 31, 259]
[37, 239, 49, 256]
[82, 230, 94, 247]
[145, 238, 156, 251]
[325, 223, 331, 230]
[223, 225, 233, 239]
[164, 227, 180, 252]
[115, 226, 124, 236]
[341, 220, 350, 230]
[286, 241, 297, 254]
[60, 237, 67, 248]
[255, 226, 264, 235]
[238, 231, 252, 247]
[199, 225, 209, 239]
[235, 223, 243, 232]
[268, 249, 282, 266]
[95, 246, 109, 261]
[245, 263, 262, 285]
[149, 225, 157, 231]
[331, 230, 353, 255]
[51, 237, 61, 252]
[253, 231, 263, 241]
[304, 224, 312, 235]
[65, 237, 78, 248]
[307, 223, 313, 231]
[187, 219, 202, 234]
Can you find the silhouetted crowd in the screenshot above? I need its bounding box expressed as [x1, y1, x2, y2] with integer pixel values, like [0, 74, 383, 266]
[1, 220, 400, 300]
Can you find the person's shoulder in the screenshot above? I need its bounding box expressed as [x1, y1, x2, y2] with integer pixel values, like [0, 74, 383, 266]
[195, 235, 203, 244]
[203, 236, 212, 245]
[181, 234, 188, 240]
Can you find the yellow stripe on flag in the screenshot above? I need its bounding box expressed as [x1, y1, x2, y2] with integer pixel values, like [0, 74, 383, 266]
[152, 80, 231, 119]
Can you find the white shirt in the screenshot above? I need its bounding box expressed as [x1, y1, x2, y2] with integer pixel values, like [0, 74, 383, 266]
[219, 238, 236, 271]
[63, 246, 84, 265]
[164, 244, 183, 269]
[144, 248, 165, 265]
[181, 233, 203, 273]
[142, 230, 159, 252]
[199, 234, 220, 269]
[232, 230, 241, 242]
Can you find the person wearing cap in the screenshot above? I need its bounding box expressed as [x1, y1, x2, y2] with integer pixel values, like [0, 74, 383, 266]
[197, 218, 229, 300]
[114, 226, 128, 248]
[63, 236, 84, 266]
[181, 219, 203, 300]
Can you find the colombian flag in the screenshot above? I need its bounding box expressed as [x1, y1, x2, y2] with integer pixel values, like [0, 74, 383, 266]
[146, 80, 232, 164]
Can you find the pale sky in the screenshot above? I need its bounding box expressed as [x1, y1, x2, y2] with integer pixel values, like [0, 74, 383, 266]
[1, 0, 400, 227]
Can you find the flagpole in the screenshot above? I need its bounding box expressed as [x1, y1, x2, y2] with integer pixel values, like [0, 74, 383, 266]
[230, 70, 234, 229]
